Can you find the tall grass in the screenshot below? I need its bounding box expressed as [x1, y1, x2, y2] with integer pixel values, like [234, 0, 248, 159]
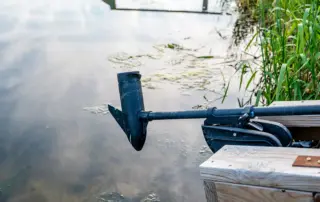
[234, 0, 320, 106]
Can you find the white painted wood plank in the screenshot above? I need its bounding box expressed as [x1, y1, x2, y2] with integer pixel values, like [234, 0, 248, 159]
[258, 116, 320, 127]
[204, 181, 313, 202]
[200, 145, 320, 192]
[258, 100, 320, 127]
[270, 101, 320, 107]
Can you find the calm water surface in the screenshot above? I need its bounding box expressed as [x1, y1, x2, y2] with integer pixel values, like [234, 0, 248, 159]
[0, 0, 240, 201]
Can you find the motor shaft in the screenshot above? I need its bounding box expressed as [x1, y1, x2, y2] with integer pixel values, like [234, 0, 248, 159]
[139, 105, 320, 122]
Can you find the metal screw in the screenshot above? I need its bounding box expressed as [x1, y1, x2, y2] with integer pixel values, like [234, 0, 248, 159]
[233, 133, 237, 137]
[317, 160, 320, 164]
[306, 157, 312, 161]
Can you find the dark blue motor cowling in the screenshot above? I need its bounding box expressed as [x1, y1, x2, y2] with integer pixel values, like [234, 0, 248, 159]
[110, 71, 147, 151]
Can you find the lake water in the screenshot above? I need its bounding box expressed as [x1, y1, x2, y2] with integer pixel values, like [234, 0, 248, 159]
[0, 0, 242, 201]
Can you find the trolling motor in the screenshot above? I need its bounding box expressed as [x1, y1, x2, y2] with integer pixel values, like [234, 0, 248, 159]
[108, 71, 320, 152]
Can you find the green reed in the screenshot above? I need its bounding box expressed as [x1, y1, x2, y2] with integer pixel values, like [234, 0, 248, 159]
[232, 0, 320, 106]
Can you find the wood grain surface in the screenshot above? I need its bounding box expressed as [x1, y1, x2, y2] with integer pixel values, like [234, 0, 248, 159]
[200, 145, 320, 192]
[203, 180, 314, 202]
[259, 101, 320, 127]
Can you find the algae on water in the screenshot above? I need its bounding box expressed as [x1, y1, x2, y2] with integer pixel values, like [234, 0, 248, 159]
[107, 42, 232, 97]
[83, 104, 110, 115]
[97, 192, 160, 202]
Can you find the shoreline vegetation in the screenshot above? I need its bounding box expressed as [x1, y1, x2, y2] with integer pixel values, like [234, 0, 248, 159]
[226, 0, 320, 106]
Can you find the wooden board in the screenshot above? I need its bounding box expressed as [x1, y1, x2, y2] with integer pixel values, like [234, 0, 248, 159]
[203, 181, 313, 202]
[288, 127, 320, 140]
[259, 115, 320, 127]
[269, 101, 320, 107]
[200, 145, 320, 193]
[258, 101, 320, 127]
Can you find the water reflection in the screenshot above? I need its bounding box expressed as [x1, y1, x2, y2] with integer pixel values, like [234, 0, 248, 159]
[0, 0, 238, 201]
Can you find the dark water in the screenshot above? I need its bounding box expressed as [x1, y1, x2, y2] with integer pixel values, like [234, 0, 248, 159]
[0, 0, 241, 201]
